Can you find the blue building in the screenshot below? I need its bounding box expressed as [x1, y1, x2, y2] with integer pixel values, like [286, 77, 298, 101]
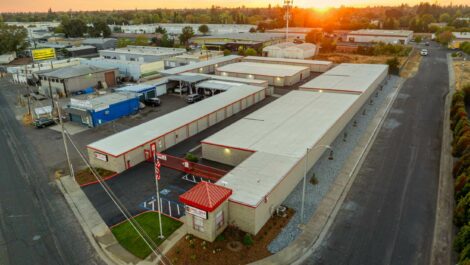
[66, 92, 139, 127]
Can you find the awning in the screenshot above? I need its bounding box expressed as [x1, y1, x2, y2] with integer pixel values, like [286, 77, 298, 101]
[168, 75, 209, 84]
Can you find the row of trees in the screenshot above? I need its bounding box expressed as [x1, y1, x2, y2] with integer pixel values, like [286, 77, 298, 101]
[2, 3, 468, 33]
[55, 17, 111, 38]
[450, 85, 470, 264]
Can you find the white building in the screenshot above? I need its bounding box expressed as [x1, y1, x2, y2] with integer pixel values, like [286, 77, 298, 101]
[216, 62, 310, 87]
[99, 46, 186, 63]
[159, 55, 242, 76]
[262, 42, 317, 59]
[80, 58, 164, 81]
[87, 83, 266, 172]
[8, 58, 82, 84]
[243, 56, 332, 73]
[201, 63, 389, 235]
[346, 29, 414, 44]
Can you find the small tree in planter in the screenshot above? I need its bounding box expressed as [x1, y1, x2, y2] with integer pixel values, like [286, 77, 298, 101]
[242, 233, 254, 246]
[185, 152, 199, 162]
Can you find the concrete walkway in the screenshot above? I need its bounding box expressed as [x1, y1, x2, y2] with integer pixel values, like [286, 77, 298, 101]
[250, 77, 405, 265]
[57, 175, 185, 265]
[429, 54, 455, 265]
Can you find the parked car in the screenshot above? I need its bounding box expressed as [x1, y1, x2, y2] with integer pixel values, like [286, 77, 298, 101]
[420, 49, 429, 56]
[186, 94, 204, 104]
[33, 117, 55, 128]
[144, 97, 161, 107]
[425, 42, 430, 46]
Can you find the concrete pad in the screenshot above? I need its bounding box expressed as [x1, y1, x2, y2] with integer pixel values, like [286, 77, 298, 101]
[49, 122, 89, 135]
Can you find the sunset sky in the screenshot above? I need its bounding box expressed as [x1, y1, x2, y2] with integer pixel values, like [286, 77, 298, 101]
[0, 0, 466, 12]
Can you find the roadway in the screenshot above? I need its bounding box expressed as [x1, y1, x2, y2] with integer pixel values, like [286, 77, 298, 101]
[0, 86, 104, 265]
[305, 44, 448, 264]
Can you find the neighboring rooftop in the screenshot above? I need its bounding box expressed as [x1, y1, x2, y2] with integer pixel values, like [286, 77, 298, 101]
[70, 92, 136, 110]
[159, 55, 242, 75]
[192, 33, 305, 43]
[244, 56, 332, 65]
[348, 29, 413, 37]
[216, 62, 309, 77]
[100, 45, 186, 56]
[87, 84, 264, 156]
[182, 72, 268, 86]
[36, 65, 115, 79]
[65, 45, 97, 52]
[179, 181, 232, 212]
[453, 32, 470, 39]
[204, 91, 360, 206]
[300, 63, 388, 94]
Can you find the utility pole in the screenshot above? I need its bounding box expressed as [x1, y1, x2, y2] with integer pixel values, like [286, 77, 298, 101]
[284, 0, 293, 43]
[55, 98, 74, 178]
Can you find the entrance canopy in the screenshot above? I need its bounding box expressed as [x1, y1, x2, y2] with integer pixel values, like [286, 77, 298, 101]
[179, 182, 232, 212]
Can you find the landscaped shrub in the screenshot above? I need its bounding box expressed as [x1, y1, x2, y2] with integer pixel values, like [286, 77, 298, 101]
[185, 152, 199, 162]
[455, 224, 470, 253]
[242, 233, 254, 246]
[455, 192, 470, 227]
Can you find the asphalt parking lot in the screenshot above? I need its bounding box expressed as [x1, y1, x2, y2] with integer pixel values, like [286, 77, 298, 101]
[82, 95, 277, 225]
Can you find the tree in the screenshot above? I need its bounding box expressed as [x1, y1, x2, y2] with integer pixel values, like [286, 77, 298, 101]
[89, 20, 111, 37]
[320, 38, 336, 52]
[437, 31, 454, 46]
[305, 29, 323, 44]
[134, 35, 149, 46]
[155, 26, 167, 34]
[386, 57, 400, 75]
[249, 27, 256, 33]
[0, 24, 28, 54]
[223, 49, 232, 56]
[198, 24, 209, 35]
[439, 13, 452, 23]
[415, 36, 423, 44]
[61, 18, 87, 37]
[244, 48, 257, 56]
[117, 38, 132, 48]
[179, 26, 194, 46]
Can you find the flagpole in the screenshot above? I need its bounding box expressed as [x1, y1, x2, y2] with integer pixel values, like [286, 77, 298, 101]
[153, 150, 164, 239]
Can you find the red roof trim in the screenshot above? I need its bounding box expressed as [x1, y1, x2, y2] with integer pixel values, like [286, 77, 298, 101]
[179, 182, 232, 212]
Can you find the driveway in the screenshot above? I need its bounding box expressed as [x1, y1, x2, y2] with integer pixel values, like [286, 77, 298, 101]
[305, 44, 448, 264]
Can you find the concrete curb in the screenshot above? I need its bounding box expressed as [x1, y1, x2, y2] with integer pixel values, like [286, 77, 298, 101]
[56, 175, 185, 265]
[250, 77, 405, 265]
[429, 53, 455, 265]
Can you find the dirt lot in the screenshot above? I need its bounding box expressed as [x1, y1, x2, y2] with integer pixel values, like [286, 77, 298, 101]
[166, 208, 294, 265]
[316, 52, 406, 66]
[454, 59, 470, 91]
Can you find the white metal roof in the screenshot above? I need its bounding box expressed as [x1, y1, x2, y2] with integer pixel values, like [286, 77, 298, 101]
[348, 29, 413, 37]
[300, 63, 388, 94]
[115, 83, 156, 93]
[284, 43, 316, 51]
[159, 55, 242, 75]
[204, 91, 360, 206]
[182, 72, 268, 87]
[100, 46, 186, 56]
[216, 62, 308, 77]
[87, 84, 264, 156]
[453, 32, 470, 40]
[244, 56, 332, 66]
[195, 80, 244, 91]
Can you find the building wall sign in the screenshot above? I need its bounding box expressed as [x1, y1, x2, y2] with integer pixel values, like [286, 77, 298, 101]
[185, 205, 207, 219]
[94, 152, 108, 162]
[32, 48, 56, 61]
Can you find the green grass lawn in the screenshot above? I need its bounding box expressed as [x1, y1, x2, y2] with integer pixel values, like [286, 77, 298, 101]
[111, 212, 183, 259]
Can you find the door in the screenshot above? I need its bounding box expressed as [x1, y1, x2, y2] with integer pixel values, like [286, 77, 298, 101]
[104, 71, 116, 86]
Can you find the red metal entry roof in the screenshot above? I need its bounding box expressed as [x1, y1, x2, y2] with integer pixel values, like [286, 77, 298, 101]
[179, 182, 232, 212]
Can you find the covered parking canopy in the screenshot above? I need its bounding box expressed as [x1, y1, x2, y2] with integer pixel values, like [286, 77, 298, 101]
[168, 74, 209, 95]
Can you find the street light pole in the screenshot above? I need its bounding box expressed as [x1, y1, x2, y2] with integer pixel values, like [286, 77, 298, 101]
[300, 144, 333, 224]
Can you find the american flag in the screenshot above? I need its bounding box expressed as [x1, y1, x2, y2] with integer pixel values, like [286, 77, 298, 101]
[155, 157, 161, 180]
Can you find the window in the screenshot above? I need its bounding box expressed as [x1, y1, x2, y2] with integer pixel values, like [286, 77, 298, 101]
[216, 211, 224, 230]
[193, 216, 204, 232]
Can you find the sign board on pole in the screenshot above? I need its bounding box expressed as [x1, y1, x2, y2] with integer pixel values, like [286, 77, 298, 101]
[185, 205, 208, 219]
[31, 48, 56, 61]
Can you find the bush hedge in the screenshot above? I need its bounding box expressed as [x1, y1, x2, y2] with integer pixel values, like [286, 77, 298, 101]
[451, 84, 470, 264]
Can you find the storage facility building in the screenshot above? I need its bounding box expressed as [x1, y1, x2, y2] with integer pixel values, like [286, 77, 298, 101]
[66, 92, 139, 127]
[346, 29, 413, 44]
[200, 63, 389, 235]
[115, 82, 167, 100]
[215, 62, 310, 87]
[242, 56, 332, 73]
[159, 55, 242, 76]
[262, 42, 318, 59]
[81, 57, 164, 80]
[87, 83, 266, 172]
